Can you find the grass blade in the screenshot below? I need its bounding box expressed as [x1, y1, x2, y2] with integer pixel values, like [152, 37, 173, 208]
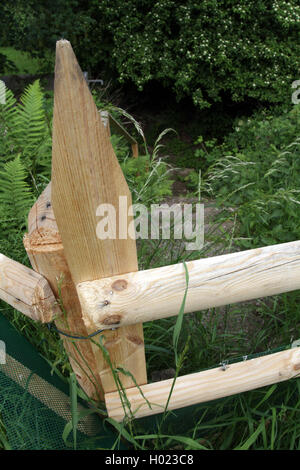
[173, 261, 189, 366]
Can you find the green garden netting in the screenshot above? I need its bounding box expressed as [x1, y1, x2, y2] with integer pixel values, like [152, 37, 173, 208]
[0, 313, 121, 450]
[1, 311, 299, 450]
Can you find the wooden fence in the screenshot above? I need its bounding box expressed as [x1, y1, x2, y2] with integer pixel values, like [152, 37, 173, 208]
[0, 40, 299, 421]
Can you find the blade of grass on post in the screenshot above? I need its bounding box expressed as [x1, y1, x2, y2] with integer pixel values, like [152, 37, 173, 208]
[173, 261, 189, 366]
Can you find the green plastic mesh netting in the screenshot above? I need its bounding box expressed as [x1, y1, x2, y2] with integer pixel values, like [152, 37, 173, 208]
[0, 313, 121, 450]
[1, 311, 299, 450]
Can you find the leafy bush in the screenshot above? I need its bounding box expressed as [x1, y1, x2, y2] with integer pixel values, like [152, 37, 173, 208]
[206, 105, 300, 248]
[0, 0, 92, 72]
[0, 47, 43, 74]
[99, 0, 299, 108]
[0, 80, 173, 233]
[2, 1, 299, 109]
[0, 52, 15, 74]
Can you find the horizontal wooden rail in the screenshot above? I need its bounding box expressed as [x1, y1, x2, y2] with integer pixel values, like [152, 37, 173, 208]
[0, 253, 60, 322]
[105, 347, 300, 421]
[77, 240, 300, 330]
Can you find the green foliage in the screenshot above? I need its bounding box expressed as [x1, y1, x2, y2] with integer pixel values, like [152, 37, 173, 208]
[0, 156, 33, 222]
[13, 81, 52, 175]
[0, 0, 93, 72]
[0, 80, 51, 236]
[2, 1, 299, 109]
[191, 136, 218, 170]
[121, 155, 173, 205]
[0, 52, 15, 74]
[111, 126, 174, 205]
[0, 79, 52, 187]
[0, 47, 42, 74]
[95, 0, 300, 108]
[206, 105, 300, 248]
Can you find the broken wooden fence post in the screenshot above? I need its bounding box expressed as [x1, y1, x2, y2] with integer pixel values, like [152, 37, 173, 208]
[50, 39, 147, 393]
[23, 183, 105, 400]
[2, 38, 299, 422]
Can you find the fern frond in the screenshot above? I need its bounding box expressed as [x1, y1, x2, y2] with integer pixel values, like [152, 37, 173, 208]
[0, 85, 17, 125]
[0, 79, 52, 186]
[0, 156, 33, 220]
[0, 86, 18, 161]
[13, 80, 49, 156]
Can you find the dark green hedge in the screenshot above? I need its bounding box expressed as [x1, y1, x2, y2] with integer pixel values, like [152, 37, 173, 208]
[1, 0, 299, 108]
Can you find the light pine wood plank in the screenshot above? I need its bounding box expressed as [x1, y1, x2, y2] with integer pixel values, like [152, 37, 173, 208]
[77, 240, 300, 329]
[52, 40, 138, 282]
[105, 347, 300, 421]
[50, 40, 147, 392]
[0, 252, 59, 322]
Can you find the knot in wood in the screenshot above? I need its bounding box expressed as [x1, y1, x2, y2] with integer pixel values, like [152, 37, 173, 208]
[111, 279, 128, 291]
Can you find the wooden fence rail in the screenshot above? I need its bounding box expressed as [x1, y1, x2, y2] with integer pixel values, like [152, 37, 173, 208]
[0, 253, 59, 322]
[105, 348, 300, 421]
[77, 240, 300, 330]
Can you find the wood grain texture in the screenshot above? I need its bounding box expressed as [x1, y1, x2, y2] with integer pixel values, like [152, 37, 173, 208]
[50, 40, 146, 391]
[105, 347, 300, 421]
[52, 40, 138, 283]
[0, 252, 59, 322]
[77, 240, 300, 329]
[24, 183, 104, 400]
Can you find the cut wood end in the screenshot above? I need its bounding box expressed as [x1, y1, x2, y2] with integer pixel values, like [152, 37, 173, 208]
[33, 279, 61, 323]
[0, 253, 61, 323]
[54, 38, 84, 81]
[56, 39, 71, 47]
[24, 229, 62, 249]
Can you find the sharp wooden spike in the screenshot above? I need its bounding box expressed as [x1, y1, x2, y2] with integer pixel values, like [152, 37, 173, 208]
[50, 40, 147, 392]
[52, 39, 138, 282]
